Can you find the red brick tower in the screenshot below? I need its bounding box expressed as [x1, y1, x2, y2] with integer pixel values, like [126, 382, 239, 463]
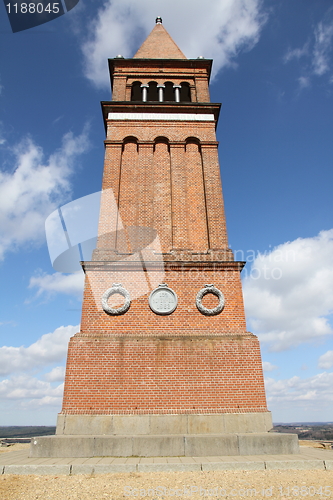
[31, 19, 298, 457]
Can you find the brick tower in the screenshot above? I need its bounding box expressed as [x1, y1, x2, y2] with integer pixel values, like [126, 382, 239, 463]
[31, 19, 298, 457]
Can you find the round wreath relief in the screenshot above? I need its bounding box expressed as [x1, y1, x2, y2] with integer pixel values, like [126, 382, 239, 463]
[101, 283, 131, 315]
[196, 284, 225, 316]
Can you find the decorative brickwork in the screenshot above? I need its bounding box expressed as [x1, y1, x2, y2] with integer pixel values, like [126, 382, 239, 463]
[59, 21, 269, 423]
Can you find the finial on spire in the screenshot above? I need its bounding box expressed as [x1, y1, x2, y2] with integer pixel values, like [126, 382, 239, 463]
[156, 16, 162, 24]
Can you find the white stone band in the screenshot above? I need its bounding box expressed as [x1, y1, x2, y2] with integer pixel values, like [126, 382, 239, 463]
[107, 112, 215, 121]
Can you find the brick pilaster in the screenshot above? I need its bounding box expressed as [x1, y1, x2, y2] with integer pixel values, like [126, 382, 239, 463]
[152, 141, 172, 252]
[201, 144, 229, 250]
[170, 142, 189, 249]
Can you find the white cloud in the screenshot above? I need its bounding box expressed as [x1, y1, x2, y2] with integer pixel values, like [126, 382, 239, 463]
[0, 320, 16, 327]
[29, 271, 85, 298]
[313, 18, 333, 76]
[318, 350, 333, 369]
[0, 375, 64, 408]
[283, 9, 333, 86]
[44, 366, 66, 382]
[27, 393, 64, 408]
[0, 127, 89, 260]
[0, 376, 62, 400]
[0, 326, 77, 411]
[243, 229, 333, 351]
[265, 372, 333, 411]
[262, 361, 277, 372]
[0, 325, 79, 376]
[81, 0, 267, 87]
[298, 76, 311, 89]
[283, 43, 309, 63]
[0, 121, 5, 145]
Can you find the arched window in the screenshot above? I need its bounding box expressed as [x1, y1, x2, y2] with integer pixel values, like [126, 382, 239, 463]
[180, 82, 191, 102]
[147, 81, 158, 102]
[164, 82, 175, 101]
[131, 81, 142, 101]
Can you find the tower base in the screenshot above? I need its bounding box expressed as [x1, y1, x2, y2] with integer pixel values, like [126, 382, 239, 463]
[29, 413, 299, 457]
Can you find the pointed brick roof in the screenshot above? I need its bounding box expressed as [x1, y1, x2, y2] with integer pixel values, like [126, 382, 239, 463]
[133, 22, 186, 59]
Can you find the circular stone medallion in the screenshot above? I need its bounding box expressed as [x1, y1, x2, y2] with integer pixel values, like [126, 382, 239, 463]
[149, 283, 178, 315]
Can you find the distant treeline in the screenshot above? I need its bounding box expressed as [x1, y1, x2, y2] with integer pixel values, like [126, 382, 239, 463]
[0, 426, 56, 438]
[1, 424, 333, 440]
[273, 424, 333, 441]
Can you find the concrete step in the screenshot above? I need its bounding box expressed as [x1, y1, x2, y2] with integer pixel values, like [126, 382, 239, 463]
[30, 432, 299, 458]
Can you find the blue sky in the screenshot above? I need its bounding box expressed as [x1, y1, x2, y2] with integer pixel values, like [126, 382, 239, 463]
[0, 0, 332, 425]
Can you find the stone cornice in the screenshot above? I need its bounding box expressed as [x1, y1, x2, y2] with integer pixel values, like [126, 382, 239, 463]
[101, 101, 221, 132]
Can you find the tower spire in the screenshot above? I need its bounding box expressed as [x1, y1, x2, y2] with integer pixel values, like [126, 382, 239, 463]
[133, 19, 186, 59]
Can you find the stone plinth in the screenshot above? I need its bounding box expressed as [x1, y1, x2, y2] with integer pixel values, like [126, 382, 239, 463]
[30, 412, 300, 458]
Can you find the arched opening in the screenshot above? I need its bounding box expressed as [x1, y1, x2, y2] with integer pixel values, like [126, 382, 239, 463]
[131, 81, 142, 101]
[147, 81, 158, 102]
[154, 136, 170, 152]
[185, 137, 201, 151]
[180, 82, 191, 102]
[122, 136, 139, 152]
[164, 82, 175, 101]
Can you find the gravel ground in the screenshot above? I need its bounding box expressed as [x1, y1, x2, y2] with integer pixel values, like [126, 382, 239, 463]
[1, 443, 333, 500]
[1, 469, 333, 500]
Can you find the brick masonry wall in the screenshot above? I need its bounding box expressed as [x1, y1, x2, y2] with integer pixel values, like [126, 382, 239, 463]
[95, 120, 229, 255]
[61, 333, 267, 415]
[60, 263, 268, 414]
[79, 266, 247, 335]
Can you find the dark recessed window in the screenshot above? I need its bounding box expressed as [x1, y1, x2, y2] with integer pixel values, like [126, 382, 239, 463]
[147, 81, 158, 101]
[164, 82, 175, 101]
[180, 82, 191, 102]
[131, 81, 142, 101]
